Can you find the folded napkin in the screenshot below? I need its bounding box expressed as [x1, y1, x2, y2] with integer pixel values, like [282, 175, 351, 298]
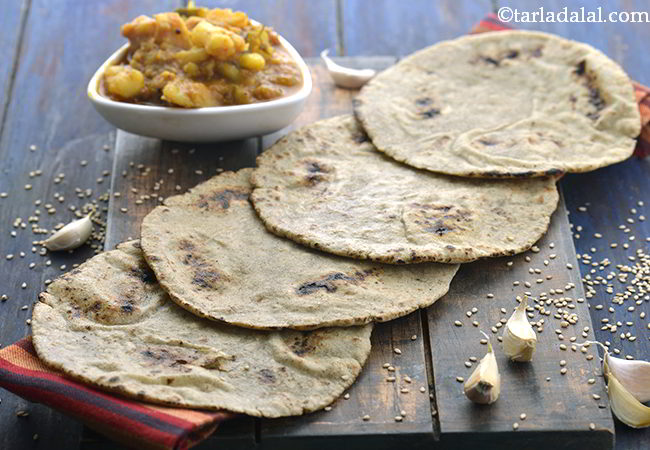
[472, 13, 650, 159]
[1, 13, 649, 450]
[0, 338, 232, 449]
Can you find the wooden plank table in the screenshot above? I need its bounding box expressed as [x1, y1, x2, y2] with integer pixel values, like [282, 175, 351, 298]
[1, 1, 648, 449]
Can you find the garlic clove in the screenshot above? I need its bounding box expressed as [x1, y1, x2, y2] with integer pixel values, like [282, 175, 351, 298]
[502, 296, 537, 362]
[604, 352, 650, 403]
[320, 49, 376, 89]
[42, 214, 93, 251]
[606, 365, 650, 428]
[464, 331, 500, 404]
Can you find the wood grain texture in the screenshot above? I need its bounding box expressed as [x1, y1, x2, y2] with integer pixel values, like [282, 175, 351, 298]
[0, 0, 28, 132]
[427, 193, 615, 449]
[340, 0, 486, 56]
[561, 158, 650, 449]
[0, 1, 177, 449]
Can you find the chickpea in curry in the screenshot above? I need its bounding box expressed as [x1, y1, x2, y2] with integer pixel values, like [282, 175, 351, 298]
[102, 7, 303, 108]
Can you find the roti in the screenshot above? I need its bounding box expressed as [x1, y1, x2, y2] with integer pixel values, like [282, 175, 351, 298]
[32, 241, 372, 417]
[251, 115, 559, 264]
[140, 169, 459, 329]
[354, 30, 641, 178]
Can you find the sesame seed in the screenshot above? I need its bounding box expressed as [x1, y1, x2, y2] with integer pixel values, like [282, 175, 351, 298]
[520, 413, 527, 420]
[394, 416, 403, 422]
[512, 422, 519, 430]
[456, 376, 464, 383]
[454, 320, 462, 327]
[411, 334, 417, 340]
[400, 388, 409, 394]
[362, 415, 370, 421]
[592, 394, 601, 400]
[589, 423, 596, 431]
[343, 393, 350, 399]
[394, 348, 402, 355]
[420, 387, 426, 393]
[560, 368, 567, 375]
[324, 406, 332, 411]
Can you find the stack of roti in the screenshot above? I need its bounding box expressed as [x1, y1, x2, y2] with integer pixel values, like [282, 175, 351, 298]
[32, 30, 640, 418]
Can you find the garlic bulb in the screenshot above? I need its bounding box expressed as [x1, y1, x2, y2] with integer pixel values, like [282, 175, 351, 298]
[604, 352, 650, 403]
[606, 363, 650, 428]
[42, 215, 93, 251]
[320, 49, 376, 89]
[502, 297, 537, 362]
[464, 332, 500, 404]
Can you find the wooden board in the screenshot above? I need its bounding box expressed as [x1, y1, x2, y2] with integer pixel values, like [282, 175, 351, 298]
[561, 159, 650, 449]
[427, 193, 614, 449]
[0, 0, 27, 131]
[340, 0, 486, 56]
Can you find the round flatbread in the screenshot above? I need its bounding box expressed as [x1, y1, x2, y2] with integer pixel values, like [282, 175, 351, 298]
[251, 115, 559, 264]
[354, 30, 641, 178]
[140, 169, 459, 329]
[32, 241, 372, 417]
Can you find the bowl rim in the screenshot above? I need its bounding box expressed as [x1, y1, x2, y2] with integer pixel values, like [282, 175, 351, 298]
[87, 27, 312, 115]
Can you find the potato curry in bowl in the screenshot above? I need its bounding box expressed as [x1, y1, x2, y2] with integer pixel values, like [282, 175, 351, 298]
[101, 6, 303, 108]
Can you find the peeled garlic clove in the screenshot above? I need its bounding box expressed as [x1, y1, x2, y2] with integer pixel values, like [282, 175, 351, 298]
[502, 296, 537, 362]
[42, 215, 93, 251]
[464, 332, 500, 404]
[604, 352, 650, 403]
[320, 49, 376, 89]
[606, 365, 650, 428]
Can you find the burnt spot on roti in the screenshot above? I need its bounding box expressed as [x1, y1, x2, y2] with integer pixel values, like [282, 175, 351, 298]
[296, 270, 376, 295]
[179, 239, 195, 251]
[306, 161, 327, 174]
[130, 265, 156, 284]
[531, 46, 543, 58]
[482, 56, 500, 66]
[290, 333, 320, 357]
[420, 108, 441, 119]
[192, 268, 223, 289]
[302, 159, 333, 185]
[258, 368, 276, 384]
[412, 203, 473, 236]
[197, 189, 249, 209]
[121, 302, 134, 313]
[479, 138, 497, 146]
[108, 376, 120, 383]
[416, 97, 433, 106]
[573, 59, 606, 120]
[505, 50, 519, 59]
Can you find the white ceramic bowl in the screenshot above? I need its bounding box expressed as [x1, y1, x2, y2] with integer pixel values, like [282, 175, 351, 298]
[87, 36, 312, 142]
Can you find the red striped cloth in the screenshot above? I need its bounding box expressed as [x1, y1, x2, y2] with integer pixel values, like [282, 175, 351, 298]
[472, 13, 650, 158]
[0, 338, 232, 449]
